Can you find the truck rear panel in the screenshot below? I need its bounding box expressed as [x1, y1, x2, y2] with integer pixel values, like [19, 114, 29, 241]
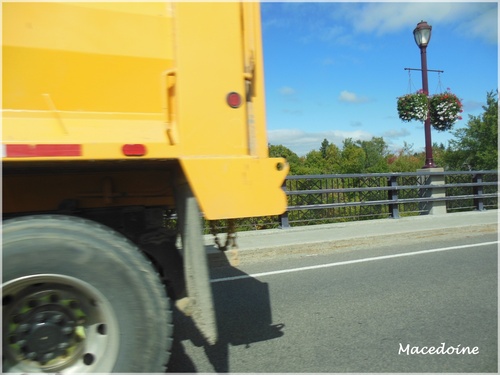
[2, 2, 289, 220]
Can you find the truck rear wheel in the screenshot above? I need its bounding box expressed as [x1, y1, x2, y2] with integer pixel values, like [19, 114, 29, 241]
[2, 215, 172, 373]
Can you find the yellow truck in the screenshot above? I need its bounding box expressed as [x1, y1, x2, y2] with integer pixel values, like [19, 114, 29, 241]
[2, 2, 289, 372]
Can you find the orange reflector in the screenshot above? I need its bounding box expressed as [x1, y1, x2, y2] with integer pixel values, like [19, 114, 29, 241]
[122, 144, 146, 156]
[226, 92, 242, 108]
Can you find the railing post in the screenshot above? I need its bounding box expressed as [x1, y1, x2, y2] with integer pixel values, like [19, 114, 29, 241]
[279, 180, 291, 229]
[473, 173, 485, 211]
[387, 175, 400, 219]
[418, 168, 447, 215]
[279, 211, 290, 229]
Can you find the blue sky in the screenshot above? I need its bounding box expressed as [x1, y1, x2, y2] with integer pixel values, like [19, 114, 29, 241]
[260, 1, 498, 156]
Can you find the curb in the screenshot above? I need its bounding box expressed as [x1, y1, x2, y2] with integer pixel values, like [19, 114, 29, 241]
[207, 216, 497, 268]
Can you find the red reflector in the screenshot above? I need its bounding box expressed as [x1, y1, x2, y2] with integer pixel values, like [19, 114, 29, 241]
[122, 144, 146, 156]
[227, 92, 242, 108]
[6, 144, 81, 157]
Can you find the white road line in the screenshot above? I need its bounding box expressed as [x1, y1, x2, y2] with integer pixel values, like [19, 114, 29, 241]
[211, 241, 499, 283]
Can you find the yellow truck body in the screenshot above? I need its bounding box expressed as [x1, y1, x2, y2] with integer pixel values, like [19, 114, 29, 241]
[3, 1, 288, 219]
[2, 2, 287, 372]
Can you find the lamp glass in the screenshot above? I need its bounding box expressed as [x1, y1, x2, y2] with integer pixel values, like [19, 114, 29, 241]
[413, 24, 432, 47]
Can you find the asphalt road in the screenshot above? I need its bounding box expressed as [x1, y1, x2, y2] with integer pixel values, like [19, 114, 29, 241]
[167, 230, 498, 373]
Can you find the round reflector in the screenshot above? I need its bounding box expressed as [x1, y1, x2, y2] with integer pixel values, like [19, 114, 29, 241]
[226, 92, 242, 108]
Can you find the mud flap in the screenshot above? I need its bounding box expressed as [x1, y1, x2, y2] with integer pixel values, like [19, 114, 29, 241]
[176, 182, 218, 344]
[179, 157, 289, 220]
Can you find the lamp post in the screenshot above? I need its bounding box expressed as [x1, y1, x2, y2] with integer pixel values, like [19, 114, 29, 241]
[413, 20, 436, 168]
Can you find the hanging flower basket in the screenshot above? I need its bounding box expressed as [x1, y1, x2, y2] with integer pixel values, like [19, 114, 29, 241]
[397, 90, 428, 122]
[429, 90, 463, 131]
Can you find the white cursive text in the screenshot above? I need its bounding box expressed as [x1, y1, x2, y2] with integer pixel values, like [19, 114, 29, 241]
[399, 343, 479, 355]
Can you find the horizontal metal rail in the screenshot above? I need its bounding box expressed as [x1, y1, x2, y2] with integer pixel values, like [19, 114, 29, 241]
[286, 182, 499, 196]
[284, 170, 498, 179]
[192, 171, 497, 233]
[288, 194, 498, 211]
[279, 170, 498, 228]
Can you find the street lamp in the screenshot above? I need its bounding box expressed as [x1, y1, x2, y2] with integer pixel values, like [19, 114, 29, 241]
[413, 20, 436, 168]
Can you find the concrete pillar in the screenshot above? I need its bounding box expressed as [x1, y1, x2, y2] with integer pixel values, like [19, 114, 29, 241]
[418, 167, 447, 215]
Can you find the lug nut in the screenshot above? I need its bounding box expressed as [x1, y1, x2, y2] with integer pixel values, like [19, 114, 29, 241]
[18, 323, 30, 333]
[25, 352, 37, 360]
[35, 313, 46, 322]
[50, 314, 63, 324]
[42, 352, 55, 362]
[57, 342, 69, 350]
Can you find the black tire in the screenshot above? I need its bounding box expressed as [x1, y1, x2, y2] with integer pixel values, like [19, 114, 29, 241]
[2, 215, 172, 373]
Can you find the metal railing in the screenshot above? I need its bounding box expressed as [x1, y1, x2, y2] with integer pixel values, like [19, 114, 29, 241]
[164, 170, 497, 233]
[279, 170, 498, 228]
[165, 171, 498, 234]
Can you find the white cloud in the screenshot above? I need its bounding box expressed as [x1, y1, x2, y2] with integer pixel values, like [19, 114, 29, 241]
[338, 90, 370, 104]
[383, 128, 411, 140]
[279, 86, 296, 96]
[267, 128, 373, 156]
[350, 121, 363, 128]
[282, 108, 302, 116]
[337, 2, 497, 44]
[264, 2, 498, 45]
[459, 7, 498, 44]
[345, 3, 460, 35]
[462, 99, 485, 112]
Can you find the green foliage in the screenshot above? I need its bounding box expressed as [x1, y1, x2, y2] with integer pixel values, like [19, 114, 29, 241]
[268, 144, 302, 175]
[320, 138, 330, 158]
[387, 142, 424, 172]
[303, 150, 325, 174]
[444, 91, 498, 170]
[323, 143, 342, 173]
[340, 138, 366, 174]
[431, 143, 447, 169]
[356, 137, 389, 173]
[268, 144, 300, 164]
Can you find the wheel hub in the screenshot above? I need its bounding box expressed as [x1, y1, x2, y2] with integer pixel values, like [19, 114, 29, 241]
[3, 285, 87, 369]
[15, 309, 76, 363]
[3, 274, 120, 373]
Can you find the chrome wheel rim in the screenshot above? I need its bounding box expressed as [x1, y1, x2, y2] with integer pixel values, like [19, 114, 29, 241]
[3, 274, 119, 373]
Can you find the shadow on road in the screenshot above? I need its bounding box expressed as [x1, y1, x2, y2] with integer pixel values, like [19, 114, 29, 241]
[167, 248, 284, 372]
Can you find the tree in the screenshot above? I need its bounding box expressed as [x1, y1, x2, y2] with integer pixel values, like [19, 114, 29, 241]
[356, 137, 390, 173]
[323, 143, 342, 173]
[269, 144, 302, 174]
[387, 142, 424, 172]
[303, 150, 325, 174]
[320, 138, 330, 158]
[445, 91, 498, 170]
[432, 142, 447, 170]
[340, 138, 366, 173]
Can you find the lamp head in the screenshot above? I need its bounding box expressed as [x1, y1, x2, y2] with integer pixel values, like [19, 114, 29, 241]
[413, 20, 432, 47]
